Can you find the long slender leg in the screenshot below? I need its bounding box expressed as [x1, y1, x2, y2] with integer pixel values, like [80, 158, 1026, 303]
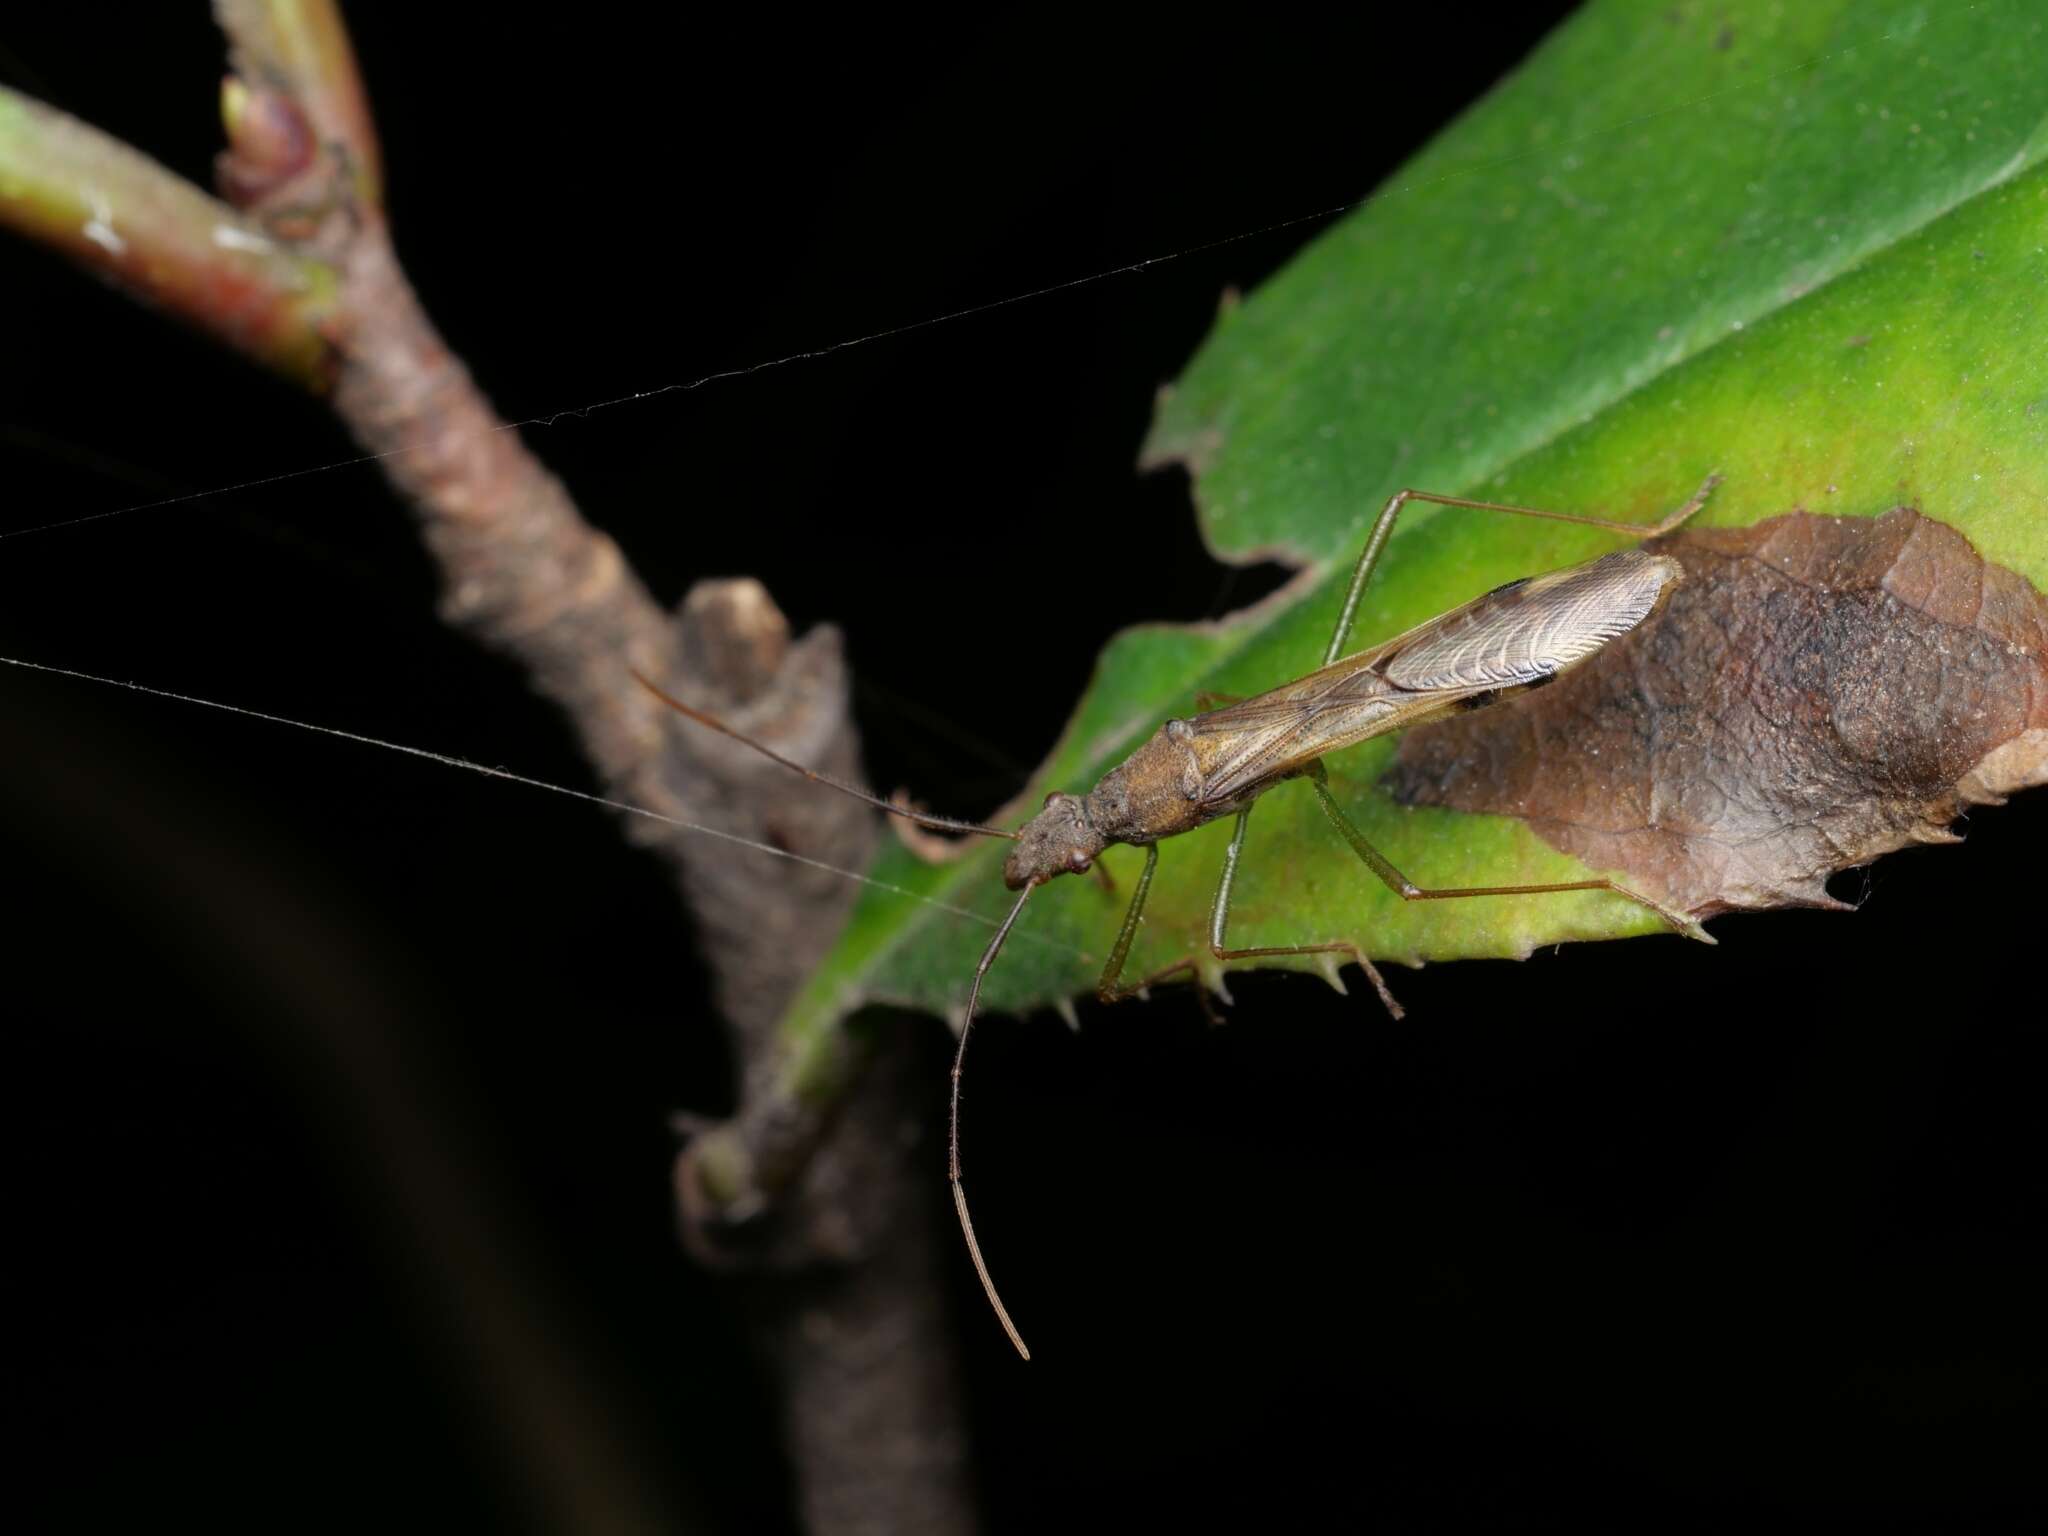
[1202, 803, 1405, 1018]
[1323, 473, 1720, 665]
[1096, 842, 1165, 1002]
[1092, 838, 1225, 1022]
[1307, 772, 1714, 944]
[1194, 691, 1244, 712]
[1098, 805, 1407, 1020]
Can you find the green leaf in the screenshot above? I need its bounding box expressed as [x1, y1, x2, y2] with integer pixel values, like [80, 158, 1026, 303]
[778, 0, 2048, 1089]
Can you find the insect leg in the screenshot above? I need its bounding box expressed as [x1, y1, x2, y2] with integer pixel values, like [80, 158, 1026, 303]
[1322, 473, 1721, 665]
[1306, 770, 1714, 944]
[1194, 691, 1244, 712]
[1093, 808, 1403, 1017]
[1201, 803, 1405, 1018]
[1096, 807, 1405, 1015]
[1095, 842, 1195, 1003]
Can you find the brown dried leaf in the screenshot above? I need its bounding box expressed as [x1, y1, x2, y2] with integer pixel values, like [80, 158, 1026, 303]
[1385, 509, 2048, 919]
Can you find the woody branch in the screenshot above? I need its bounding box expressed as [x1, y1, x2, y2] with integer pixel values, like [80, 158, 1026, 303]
[0, 3, 970, 1532]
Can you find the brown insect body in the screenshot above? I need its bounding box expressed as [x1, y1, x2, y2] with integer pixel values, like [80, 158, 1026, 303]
[1003, 546, 1685, 890]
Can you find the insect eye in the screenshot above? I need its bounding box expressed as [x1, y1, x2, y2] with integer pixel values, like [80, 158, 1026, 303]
[1068, 852, 1092, 872]
[1043, 791, 1068, 808]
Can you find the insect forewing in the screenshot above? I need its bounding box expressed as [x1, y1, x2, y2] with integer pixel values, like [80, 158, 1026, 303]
[1377, 547, 1680, 691]
[1188, 548, 1681, 808]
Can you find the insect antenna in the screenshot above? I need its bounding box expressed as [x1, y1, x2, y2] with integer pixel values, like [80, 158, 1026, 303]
[630, 668, 1018, 840]
[635, 664, 1040, 1354]
[952, 878, 1038, 1360]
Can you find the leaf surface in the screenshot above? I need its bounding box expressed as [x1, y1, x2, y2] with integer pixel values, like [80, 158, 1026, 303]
[1390, 508, 2048, 914]
[779, 0, 2048, 1079]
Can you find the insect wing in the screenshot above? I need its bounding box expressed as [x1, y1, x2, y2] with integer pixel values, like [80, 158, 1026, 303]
[1376, 547, 1681, 692]
[1189, 548, 1682, 807]
[1187, 680, 1395, 807]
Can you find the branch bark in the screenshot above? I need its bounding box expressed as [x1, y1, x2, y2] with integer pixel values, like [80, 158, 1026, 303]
[1, 5, 971, 1531]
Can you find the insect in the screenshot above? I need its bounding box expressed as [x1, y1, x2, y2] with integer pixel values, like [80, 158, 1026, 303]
[638, 470, 1724, 1359]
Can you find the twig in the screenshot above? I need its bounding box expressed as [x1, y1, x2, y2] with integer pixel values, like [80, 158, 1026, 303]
[1, 4, 973, 1531]
[0, 87, 336, 380]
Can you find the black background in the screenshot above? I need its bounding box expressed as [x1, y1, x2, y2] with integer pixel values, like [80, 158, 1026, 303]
[5, 7, 2042, 1532]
